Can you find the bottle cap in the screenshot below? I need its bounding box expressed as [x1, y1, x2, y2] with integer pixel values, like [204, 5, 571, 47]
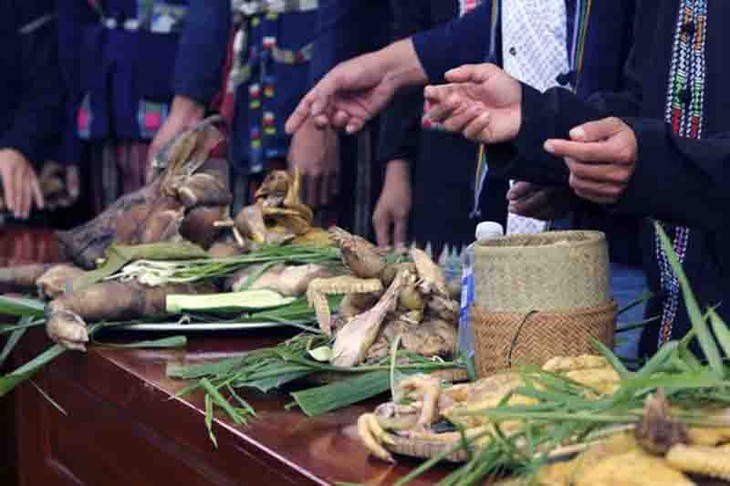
[475, 222, 504, 243]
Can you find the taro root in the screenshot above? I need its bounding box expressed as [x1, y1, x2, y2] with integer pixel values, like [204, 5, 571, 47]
[36, 264, 86, 299]
[45, 281, 209, 350]
[0, 264, 54, 291]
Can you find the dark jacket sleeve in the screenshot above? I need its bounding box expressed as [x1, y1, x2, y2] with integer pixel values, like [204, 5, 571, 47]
[411, 2, 493, 84]
[310, 0, 391, 84]
[173, 0, 231, 104]
[492, 82, 727, 233]
[489, 43, 645, 186]
[1, 0, 65, 165]
[56, 0, 91, 165]
[377, 0, 439, 164]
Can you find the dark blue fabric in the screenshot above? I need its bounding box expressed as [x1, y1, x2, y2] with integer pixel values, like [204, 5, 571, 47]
[173, 0, 229, 104]
[310, 0, 391, 84]
[228, 11, 319, 174]
[491, 0, 730, 355]
[410, 0, 641, 266]
[0, 0, 64, 165]
[57, 0, 198, 163]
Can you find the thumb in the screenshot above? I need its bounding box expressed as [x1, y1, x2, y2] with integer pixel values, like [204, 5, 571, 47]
[445, 63, 500, 84]
[569, 117, 624, 142]
[393, 213, 408, 249]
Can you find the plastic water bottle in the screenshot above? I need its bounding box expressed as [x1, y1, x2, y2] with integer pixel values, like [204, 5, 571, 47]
[457, 222, 504, 357]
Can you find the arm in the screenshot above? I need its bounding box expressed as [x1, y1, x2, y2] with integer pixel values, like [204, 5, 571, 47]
[172, 0, 230, 106]
[1, 0, 64, 166]
[147, 0, 230, 176]
[286, 2, 492, 134]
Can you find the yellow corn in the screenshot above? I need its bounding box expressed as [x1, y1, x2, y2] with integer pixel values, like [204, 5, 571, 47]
[666, 444, 730, 481]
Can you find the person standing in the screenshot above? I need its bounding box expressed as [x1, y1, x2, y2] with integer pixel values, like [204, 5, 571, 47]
[58, 0, 229, 215]
[419, 0, 730, 357]
[0, 0, 64, 221]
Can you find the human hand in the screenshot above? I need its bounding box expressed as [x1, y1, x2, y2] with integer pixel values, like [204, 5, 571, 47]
[423, 63, 522, 144]
[0, 149, 44, 219]
[544, 117, 638, 205]
[287, 119, 339, 206]
[507, 181, 572, 221]
[146, 96, 205, 183]
[372, 159, 411, 249]
[286, 53, 394, 135]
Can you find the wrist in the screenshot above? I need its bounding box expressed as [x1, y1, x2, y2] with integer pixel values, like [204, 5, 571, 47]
[170, 96, 205, 123]
[381, 39, 428, 93]
[385, 159, 411, 185]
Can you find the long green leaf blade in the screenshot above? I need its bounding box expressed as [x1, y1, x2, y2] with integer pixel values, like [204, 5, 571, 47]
[292, 371, 390, 417]
[655, 223, 723, 375]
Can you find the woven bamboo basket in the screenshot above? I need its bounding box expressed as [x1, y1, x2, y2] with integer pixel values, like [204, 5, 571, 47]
[471, 301, 617, 376]
[473, 231, 610, 312]
[470, 231, 615, 377]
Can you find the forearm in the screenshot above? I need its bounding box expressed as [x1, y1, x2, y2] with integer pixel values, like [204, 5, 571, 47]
[378, 39, 429, 93]
[173, 0, 230, 104]
[412, 2, 492, 83]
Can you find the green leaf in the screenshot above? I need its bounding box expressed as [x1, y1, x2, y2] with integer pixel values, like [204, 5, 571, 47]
[94, 335, 188, 349]
[204, 393, 219, 448]
[292, 371, 390, 417]
[307, 345, 333, 362]
[74, 242, 209, 290]
[0, 295, 45, 318]
[708, 309, 730, 361]
[655, 223, 724, 376]
[590, 337, 631, 378]
[0, 317, 30, 368]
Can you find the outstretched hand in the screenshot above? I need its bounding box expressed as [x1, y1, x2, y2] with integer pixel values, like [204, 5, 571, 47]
[285, 53, 396, 135]
[423, 63, 522, 144]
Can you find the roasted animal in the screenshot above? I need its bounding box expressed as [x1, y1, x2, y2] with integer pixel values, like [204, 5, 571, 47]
[57, 117, 228, 269]
[356, 356, 625, 463]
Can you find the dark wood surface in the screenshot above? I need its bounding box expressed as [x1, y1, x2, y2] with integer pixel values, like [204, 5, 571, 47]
[1, 227, 447, 485]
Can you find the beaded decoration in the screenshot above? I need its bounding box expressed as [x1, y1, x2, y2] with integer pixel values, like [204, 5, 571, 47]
[656, 0, 708, 346]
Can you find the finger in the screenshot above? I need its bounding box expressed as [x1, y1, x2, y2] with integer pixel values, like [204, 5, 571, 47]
[286, 90, 319, 134]
[373, 210, 392, 249]
[313, 114, 331, 129]
[442, 104, 484, 133]
[425, 93, 462, 123]
[508, 189, 553, 217]
[393, 214, 407, 249]
[506, 181, 537, 201]
[462, 111, 492, 141]
[569, 117, 624, 142]
[333, 110, 351, 129]
[569, 173, 624, 204]
[345, 117, 366, 134]
[0, 168, 13, 214]
[31, 172, 44, 212]
[544, 138, 632, 164]
[18, 169, 31, 219]
[12, 165, 24, 217]
[565, 158, 629, 185]
[445, 63, 500, 84]
[423, 84, 455, 103]
[306, 174, 320, 207]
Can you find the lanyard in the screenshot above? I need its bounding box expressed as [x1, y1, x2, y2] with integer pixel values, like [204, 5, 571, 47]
[471, 0, 592, 219]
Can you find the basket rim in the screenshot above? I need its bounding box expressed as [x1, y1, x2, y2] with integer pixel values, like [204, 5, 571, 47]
[475, 230, 606, 252]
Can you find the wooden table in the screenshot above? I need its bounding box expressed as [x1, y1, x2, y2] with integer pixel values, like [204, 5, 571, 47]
[1, 227, 446, 485]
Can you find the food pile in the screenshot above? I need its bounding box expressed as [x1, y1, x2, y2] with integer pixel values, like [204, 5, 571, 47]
[0, 116, 465, 413]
